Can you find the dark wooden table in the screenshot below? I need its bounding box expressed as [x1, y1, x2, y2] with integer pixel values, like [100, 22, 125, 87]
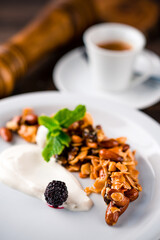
[0, 0, 160, 123]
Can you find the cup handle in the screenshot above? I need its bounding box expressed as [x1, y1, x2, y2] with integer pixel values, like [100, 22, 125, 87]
[129, 50, 152, 89]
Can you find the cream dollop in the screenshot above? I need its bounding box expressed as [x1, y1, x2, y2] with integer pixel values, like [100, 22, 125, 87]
[36, 125, 48, 148]
[0, 144, 92, 211]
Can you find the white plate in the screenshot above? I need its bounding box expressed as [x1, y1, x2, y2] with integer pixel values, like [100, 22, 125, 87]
[0, 91, 160, 240]
[53, 47, 160, 109]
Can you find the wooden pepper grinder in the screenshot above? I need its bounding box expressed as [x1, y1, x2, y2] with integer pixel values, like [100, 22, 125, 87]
[0, 0, 97, 98]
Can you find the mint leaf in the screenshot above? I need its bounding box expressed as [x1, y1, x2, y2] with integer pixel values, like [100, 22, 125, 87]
[57, 131, 71, 147]
[39, 105, 86, 162]
[53, 108, 72, 125]
[53, 105, 86, 128]
[38, 116, 61, 131]
[42, 136, 65, 162]
[46, 129, 61, 140]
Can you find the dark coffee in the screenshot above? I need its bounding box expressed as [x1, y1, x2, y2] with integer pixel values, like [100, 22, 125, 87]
[97, 41, 132, 51]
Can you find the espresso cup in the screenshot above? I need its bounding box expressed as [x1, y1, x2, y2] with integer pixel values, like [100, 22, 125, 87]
[83, 23, 146, 91]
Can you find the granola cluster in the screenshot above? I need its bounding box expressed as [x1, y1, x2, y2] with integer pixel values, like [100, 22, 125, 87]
[56, 113, 141, 191]
[56, 112, 142, 225]
[4, 108, 38, 143]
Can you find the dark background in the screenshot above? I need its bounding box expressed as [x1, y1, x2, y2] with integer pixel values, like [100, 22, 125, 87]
[0, 0, 160, 122]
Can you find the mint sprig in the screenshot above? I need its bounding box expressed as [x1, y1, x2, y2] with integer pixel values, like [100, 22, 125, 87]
[38, 105, 86, 162]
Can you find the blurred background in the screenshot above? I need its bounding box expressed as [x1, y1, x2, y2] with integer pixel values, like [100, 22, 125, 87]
[0, 0, 160, 121]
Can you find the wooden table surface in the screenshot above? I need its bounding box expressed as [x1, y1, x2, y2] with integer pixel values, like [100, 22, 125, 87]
[0, 0, 160, 123]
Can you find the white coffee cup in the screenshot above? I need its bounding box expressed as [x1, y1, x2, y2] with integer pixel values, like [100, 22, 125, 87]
[83, 23, 147, 91]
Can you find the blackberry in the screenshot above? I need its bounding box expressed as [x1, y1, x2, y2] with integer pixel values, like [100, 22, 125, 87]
[44, 180, 68, 208]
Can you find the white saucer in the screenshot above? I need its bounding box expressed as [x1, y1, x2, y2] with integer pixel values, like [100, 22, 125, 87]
[53, 47, 160, 109]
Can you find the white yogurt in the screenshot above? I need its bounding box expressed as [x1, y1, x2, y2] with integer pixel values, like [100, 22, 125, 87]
[36, 125, 48, 148]
[0, 144, 92, 211]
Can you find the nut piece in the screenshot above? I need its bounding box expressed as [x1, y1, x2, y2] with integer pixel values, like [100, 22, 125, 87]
[86, 141, 98, 148]
[99, 149, 123, 162]
[96, 125, 105, 142]
[79, 172, 88, 178]
[108, 162, 117, 172]
[122, 144, 130, 152]
[116, 162, 128, 172]
[22, 108, 34, 116]
[116, 137, 127, 144]
[6, 116, 21, 131]
[99, 139, 119, 148]
[0, 127, 13, 142]
[18, 125, 38, 143]
[125, 188, 139, 202]
[71, 135, 83, 143]
[68, 147, 79, 161]
[81, 163, 91, 175]
[99, 169, 106, 179]
[118, 199, 130, 216]
[107, 189, 129, 207]
[66, 164, 80, 172]
[105, 201, 119, 226]
[82, 112, 93, 126]
[24, 114, 38, 125]
[69, 151, 88, 165]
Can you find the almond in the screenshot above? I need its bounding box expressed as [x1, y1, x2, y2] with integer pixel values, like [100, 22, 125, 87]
[107, 189, 129, 207]
[99, 149, 123, 162]
[105, 201, 119, 226]
[0, 127, 13, 142]
[99, 139, 119, 148]
[124, 188, 139, 202]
